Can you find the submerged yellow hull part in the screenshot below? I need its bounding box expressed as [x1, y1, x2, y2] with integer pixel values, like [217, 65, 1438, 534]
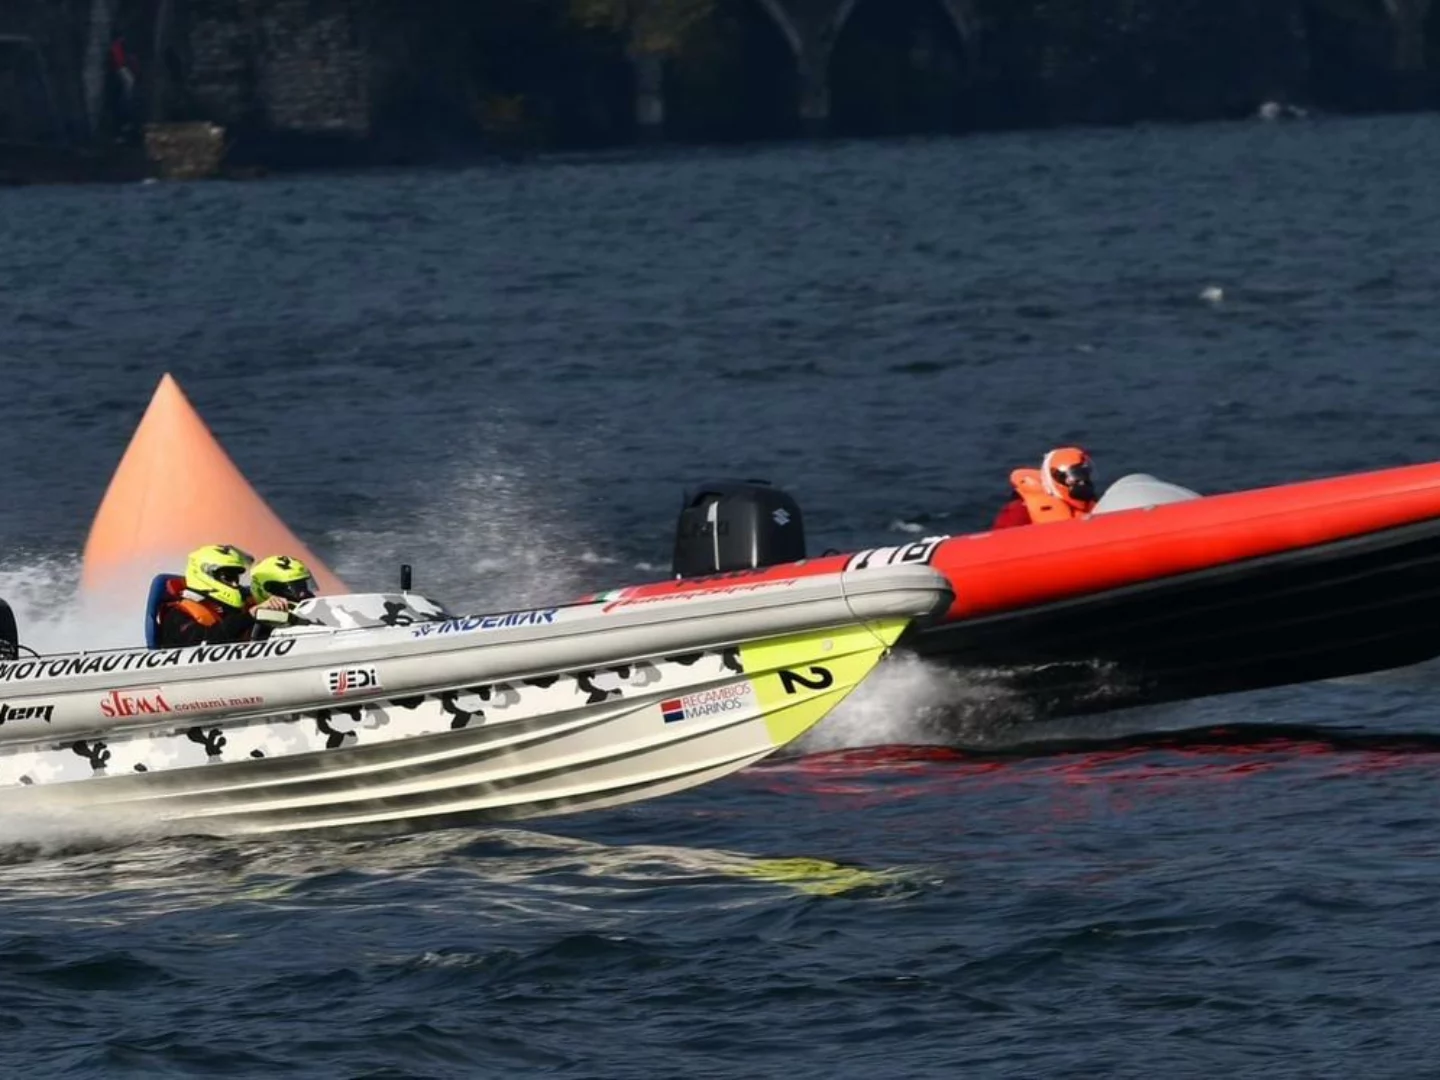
[723, 856, 907, 897]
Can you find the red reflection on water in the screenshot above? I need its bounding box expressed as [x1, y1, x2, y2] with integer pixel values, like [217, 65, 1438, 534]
[745, 725, 1440, 812]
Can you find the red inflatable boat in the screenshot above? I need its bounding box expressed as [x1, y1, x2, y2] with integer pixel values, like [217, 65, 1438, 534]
[585, 464, 1440, 718]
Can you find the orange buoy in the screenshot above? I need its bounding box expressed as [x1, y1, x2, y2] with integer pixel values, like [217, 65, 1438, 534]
[81, 373, 347, 601]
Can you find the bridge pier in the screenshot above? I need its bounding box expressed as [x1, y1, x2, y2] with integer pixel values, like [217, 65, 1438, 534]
[1380, 0, 1433, 106]
[631, 49, 665, 141]
[1384, 0, 1431, 71]
[770, 0, 977, 138]
[752, 0, 839, 136]
[81, 0, 114, 138]
[796, 44, 831, 135]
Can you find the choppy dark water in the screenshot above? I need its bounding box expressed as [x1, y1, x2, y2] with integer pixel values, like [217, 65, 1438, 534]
[3, 114, 1440, 1075]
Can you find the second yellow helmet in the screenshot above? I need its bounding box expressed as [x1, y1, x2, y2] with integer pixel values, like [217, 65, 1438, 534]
[251, 554, 317, 604]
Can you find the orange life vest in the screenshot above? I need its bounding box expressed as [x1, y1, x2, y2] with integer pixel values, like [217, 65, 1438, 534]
[161, 586, 239, 629]
[172, 597, 222, 626]
[1009, 468, 1087, 525]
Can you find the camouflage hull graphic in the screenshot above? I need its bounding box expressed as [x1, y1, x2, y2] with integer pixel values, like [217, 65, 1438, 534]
[2, 648, 742, 788]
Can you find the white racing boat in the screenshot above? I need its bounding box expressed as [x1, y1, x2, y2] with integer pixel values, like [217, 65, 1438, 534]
[0, 565, 950, 835]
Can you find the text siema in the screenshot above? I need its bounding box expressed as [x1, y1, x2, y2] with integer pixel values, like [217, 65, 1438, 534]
[100, 687, 171, 718]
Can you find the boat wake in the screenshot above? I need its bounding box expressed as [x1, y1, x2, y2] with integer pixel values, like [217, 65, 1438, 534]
[0, 822, 918, 911]
[321, 456, 625, 615]
[0, 794, 185, 864]
[0, 555, 140, 654]
[798, 649, 1180, 752]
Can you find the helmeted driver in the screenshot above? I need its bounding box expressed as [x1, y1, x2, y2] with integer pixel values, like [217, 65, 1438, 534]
[155, 543, 289, 647]
[250, 555, 317, 606]
[992, 446, 1099, 529]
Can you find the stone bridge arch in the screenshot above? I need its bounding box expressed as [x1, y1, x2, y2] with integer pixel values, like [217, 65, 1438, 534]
[0, 34, 68, 143]
[1301, 0, 1425, 109]
[832, 0, 977, 61]
[828, 0, 977, 134]
[743, 0, 977, 133]
[663, 0, 800, 140]
[625, 0, 979, 140]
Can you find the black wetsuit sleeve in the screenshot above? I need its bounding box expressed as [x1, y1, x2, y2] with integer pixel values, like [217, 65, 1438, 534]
[157, 606, 256, 648]
[208, 608, 257, 644]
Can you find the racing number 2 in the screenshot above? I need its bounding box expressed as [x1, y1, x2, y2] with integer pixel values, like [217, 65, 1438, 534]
[777, 666, 835, 695]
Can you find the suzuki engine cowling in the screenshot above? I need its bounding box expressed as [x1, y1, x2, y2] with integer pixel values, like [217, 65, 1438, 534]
[671, 479, 806, 578]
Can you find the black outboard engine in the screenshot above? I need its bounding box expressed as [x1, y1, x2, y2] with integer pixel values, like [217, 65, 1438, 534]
[671, 479, 806, 578]
[0, 598, 17, 662]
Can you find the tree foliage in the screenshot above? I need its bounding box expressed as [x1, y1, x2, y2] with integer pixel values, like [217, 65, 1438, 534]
[567, 0, 716, 54]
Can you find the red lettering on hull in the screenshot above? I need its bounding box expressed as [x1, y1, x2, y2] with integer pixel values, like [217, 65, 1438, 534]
[99, 688, 172, 719]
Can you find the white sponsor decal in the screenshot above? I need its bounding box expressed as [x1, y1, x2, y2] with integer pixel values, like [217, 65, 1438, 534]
[0, 637, 298, 684]
[411, 609, 559, 638]
[660, 682, 756, 722]
[844, 539, 948, 572]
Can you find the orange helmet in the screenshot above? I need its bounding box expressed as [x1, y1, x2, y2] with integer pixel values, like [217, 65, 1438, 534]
[1041, 447, 1097, 509]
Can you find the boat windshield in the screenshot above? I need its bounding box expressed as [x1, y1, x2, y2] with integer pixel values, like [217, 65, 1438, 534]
[286, 592, 451, 631]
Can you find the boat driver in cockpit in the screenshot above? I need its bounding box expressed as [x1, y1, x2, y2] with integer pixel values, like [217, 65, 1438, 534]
[154, 545, 312, 648]
[992, 446, 1099, 530]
